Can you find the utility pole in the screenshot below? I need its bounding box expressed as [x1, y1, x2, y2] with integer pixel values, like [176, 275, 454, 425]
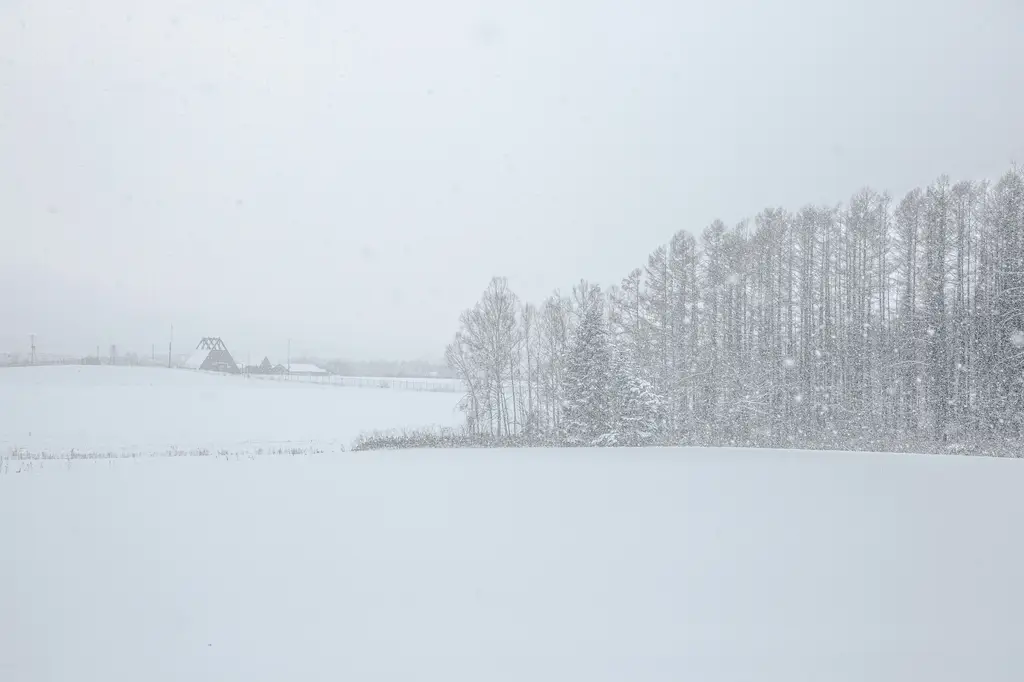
[168, 324, 173, 369]
[29, 334, 36, 365]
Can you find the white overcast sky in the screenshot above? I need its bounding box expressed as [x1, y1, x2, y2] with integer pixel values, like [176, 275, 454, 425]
[1, 0, 1022, 361]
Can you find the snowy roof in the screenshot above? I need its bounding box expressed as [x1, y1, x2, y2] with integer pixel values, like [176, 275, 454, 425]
[286, 363, 329, 374]
[184, 349, 209, 369]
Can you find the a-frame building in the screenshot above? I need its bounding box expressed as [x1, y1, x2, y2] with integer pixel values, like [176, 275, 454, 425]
[184, 337, 241, 374]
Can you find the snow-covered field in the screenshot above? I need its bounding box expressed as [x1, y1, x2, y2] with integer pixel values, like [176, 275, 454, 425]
[250, 373, 463, 393]
[3, 447, 1023, 681]
[0, 365, 461, 455]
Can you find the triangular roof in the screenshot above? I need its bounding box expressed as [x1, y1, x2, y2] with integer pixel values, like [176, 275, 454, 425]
[184, 340, 240, 374]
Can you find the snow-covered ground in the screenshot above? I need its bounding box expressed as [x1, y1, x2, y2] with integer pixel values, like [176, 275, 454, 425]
[0, 365, 461, 455]
[2, 447, 1022, 681]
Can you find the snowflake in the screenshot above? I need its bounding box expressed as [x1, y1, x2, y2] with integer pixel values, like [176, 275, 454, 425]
[1011, 330, 1024, 349]
[783, 357, 796, 368]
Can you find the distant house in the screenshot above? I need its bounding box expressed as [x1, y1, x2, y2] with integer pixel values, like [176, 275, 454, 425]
[244, 356, 275, 374]
[185, 337, 240, 374]
[285, 363, 330, 377]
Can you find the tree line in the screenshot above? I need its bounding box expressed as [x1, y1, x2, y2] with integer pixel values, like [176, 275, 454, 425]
[444, 167, 1024, 454]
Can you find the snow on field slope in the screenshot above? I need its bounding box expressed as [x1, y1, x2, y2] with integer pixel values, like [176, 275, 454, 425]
[3, 447, 1023, 681]
[0, 365, 460, 455]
